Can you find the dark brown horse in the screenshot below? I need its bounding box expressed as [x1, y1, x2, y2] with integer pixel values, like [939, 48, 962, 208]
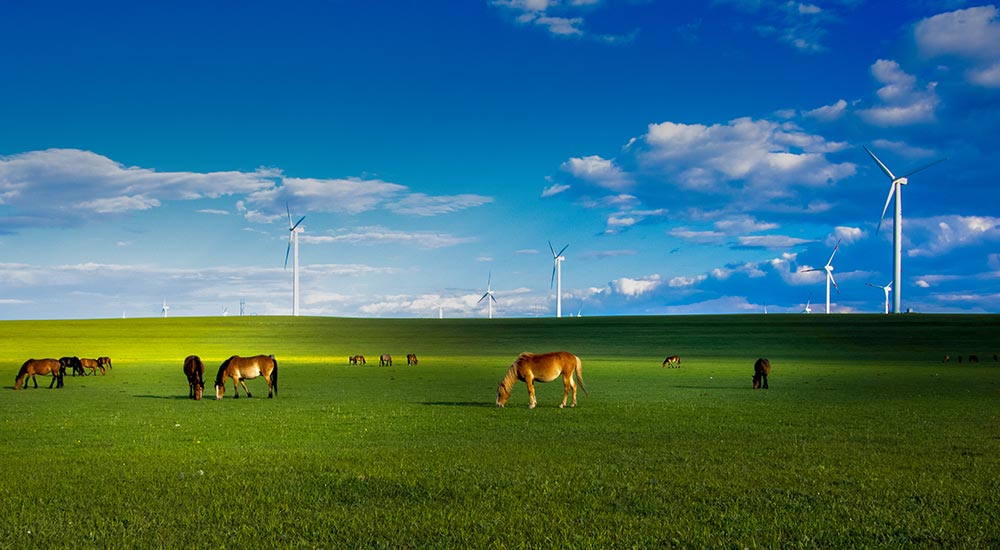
[214, 355, 278, 399]
[752, 358, 771, 389]
[496, 351, 587, 409]
[14, 359, 65, 389]
[662, 355, 681, 368]
[184, 355, 205, 400]
[61, 356, 85, 376]
[80, 358, 106, 376]
[380, 354, 392, 367]
[349, 355, 366, 365]
[407, 354, 418, 366]
[98, 356, 113, 371]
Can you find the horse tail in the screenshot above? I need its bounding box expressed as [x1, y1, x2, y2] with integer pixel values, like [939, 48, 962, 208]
[573, 354, 589, 396]
[269, 355, 278, 396]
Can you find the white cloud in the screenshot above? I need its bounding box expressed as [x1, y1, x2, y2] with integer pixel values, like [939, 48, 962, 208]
[858, 60, 939, 126]
[541, 183, 570, 197]
[907, 215, 1000, 257]
[639, 117, 855, 193]
[914, 6, 1000, 61]
[828, 226, 865, 246]
[386, 193, 493, 216]
[804, 99, 847, 121]
[608, 274, 662, 297]
[303, 226, 477, 249]
[561, 155, 633, 191]
[737, 235, 812, 248]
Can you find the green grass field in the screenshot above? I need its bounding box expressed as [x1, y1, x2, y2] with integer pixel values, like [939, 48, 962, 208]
[2, 314, 999, 548]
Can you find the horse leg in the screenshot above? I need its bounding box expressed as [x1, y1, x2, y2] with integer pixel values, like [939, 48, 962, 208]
[239, 379, 252, 398]
[526, 377, 537, 409]
[232, 378, 241, 399]
[762, 374, 768, 390]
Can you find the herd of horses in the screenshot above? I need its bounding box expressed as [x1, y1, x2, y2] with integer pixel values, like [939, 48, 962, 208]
[13, 356, 112, 390]
[29, 346, 996, 408]
[348, 354, 419, 367]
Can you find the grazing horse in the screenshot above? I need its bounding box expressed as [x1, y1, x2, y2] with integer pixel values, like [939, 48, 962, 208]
[752, 358, 771, 389]
[184, 355, 205, 400]
[14, 359, 65, 389]
[969, 354, 980, 363]
[943, 355, 951, 363]
[407, 354, 418, 366]
[380, 354, 392, 367]
[98, 357, 113, 371]
[80, 358, 106, 376]
[349, 355, 366, 366]
[496, 351, 587, 409]
[662, 355, 681, 368]
[215, 355, 278, 400]
[59, 357, 83, 378]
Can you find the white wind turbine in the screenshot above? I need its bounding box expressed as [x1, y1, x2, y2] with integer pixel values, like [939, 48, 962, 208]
[865, 146, 946, 314]
[866, 281, 893, 315]
[801, 240, 841, 314]
[284, 204, 306, 317]
[161, 300, 170, 318]
[549, 241, 569, 318]
[478, 272, 498, 319]
[802, 297, 813, 314]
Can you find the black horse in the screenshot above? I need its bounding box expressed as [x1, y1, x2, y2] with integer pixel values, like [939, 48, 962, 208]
[752, 358, 771, 389]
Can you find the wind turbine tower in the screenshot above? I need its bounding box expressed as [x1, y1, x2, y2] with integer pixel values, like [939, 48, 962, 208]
[864, 146, 946, 314]
[284, 205, 306, 317]
[866, 281, 893, 315]
[161, 300, 170, 318]
[549, 241, 569, 318]
[478, 272, 498, 319]
[801, 240, 841, 314]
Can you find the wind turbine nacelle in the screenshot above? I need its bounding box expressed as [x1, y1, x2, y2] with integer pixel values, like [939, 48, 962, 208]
[894, 177, 909, 186]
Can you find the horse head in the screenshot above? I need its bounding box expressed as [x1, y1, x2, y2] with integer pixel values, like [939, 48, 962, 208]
[496, 382, 511, 407]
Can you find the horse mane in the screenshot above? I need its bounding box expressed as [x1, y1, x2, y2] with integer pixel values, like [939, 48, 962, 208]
[499, 363, 519, 392]
[215, 356, 234, 386]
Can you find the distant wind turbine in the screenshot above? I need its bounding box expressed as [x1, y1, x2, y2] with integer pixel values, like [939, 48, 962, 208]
[801, 240, 841, 314]
[866, 281, 893, 315]
[478, 272, 498, 319]
[161, 300, 170, 318]
[284, 204, 306, 317]
[802, 297, 813, 314]
[864, 146, 946, 314]
[549, 241, 568, 318]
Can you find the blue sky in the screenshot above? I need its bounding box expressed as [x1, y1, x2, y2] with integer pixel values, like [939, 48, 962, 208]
[1, 1, 998, 319]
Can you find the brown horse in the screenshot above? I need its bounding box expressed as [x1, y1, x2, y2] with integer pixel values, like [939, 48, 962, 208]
[662, 355, 681, 368]
[496, 351, 587, 409]
[215, 354, 278, 400]
[407, 354, 418, 366]
[14, 358, 65, 389]
[752, 358, 771, 389]
[380, 354, 392, 367]
[184, 355, 205, 400]
[98, 356, 113, 371]
[80, 358, 106, 376]
[349, 355, 366, 366]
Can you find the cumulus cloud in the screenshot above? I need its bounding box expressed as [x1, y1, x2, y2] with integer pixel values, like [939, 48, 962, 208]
[858, 60, 939, 126]
[804, 99, 848, 121]
[906, 215, 1000, 257]
[637, 117, 855, 194]
[828, 226, 865, 246]
[608, 274, 662, 297]
[561, 155, 633, 191]
[541, 183, 571, 197]
[490, 0, 631, 41]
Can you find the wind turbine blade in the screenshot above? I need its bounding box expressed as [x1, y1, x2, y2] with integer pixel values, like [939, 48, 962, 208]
[900, 157, 947, 179]
[548, 241, 556, 257]
[490, 294, 498, 304]
[864, 146, 896, 180]
[800, 267, 823, 273]
[826, 239, 841, 266]
[829, 272, 839, 293]
[291, 215, 306, 231]
[286, 203, 293, 229]
[876, 183, 896, 235]
[478, 292, 489, 303]
[550, 264, 557, 288]
[557, 244, 569, 257]
[284, 240, 291, 270]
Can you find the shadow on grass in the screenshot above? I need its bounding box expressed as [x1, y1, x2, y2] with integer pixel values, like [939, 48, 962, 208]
[420, 401, 494, 408]
[134, 394, 193, 400]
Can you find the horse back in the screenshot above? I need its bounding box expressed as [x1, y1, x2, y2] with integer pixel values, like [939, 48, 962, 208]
[516, 351, 578, 382]
[25, 358, 61, 375]
[754, 358, 771, 375]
